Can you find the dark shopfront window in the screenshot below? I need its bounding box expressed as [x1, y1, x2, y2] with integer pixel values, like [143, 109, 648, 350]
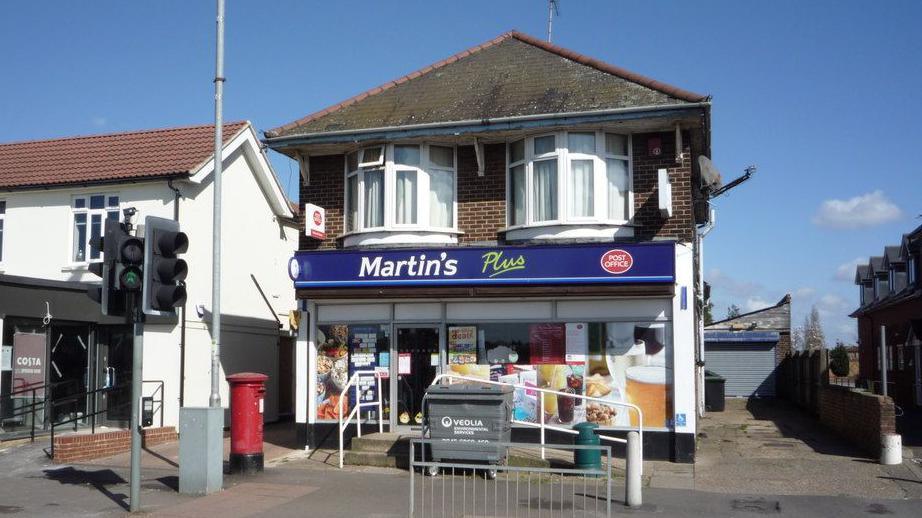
[1, 318, 47, 431]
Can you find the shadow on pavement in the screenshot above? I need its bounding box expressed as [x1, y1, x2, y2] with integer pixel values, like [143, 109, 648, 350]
[744, 398, 868, 458]
[41, 466, 129, 511]
[143, 446, 179, 468]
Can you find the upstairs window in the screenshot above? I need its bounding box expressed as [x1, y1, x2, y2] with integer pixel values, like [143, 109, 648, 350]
[72, 194, 119, 263]
[0, 200, 5, 263]
[910, 255, 918, 285]
[345, 144, 456, 234]
[507, 131, 632, 228]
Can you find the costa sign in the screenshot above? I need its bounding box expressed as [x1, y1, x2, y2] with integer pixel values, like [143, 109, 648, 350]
[600, 249, 633, 274]
[290, 242, 674, 288]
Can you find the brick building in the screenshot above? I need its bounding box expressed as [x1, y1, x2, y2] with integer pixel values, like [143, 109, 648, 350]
[851, 224, 922, 409]
[266, 31, 718, 462]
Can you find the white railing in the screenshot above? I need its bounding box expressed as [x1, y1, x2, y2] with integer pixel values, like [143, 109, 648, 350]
[427, 373, 643, 465]
[338, 369, 385, 469]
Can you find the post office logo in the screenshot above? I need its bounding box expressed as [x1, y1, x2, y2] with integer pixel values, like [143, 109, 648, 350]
[600, 249, 633, 274]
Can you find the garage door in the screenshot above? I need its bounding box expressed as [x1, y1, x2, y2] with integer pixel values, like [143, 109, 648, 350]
[705, 342, 776, 397]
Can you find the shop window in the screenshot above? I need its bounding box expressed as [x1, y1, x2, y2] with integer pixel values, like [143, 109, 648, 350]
[506, 131, 632, 229]
[344, 144, 457, 235]
[71, 194, 119, 263]
[315, 324, 390, 422]
[446, 321, 671, 430]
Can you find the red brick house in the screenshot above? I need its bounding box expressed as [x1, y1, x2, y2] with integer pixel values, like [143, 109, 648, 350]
[267, 31, 718, 462]
[852, 224, 922, 409]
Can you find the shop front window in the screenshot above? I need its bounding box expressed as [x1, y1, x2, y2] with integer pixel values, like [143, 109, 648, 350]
[446, 321, 672, 429]
[315, 324, 390, 422]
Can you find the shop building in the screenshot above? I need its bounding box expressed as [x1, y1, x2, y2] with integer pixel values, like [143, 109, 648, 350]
[0, 122, 298, 438]
[851, 225, 922, 409]
[266, 31, 715, 461]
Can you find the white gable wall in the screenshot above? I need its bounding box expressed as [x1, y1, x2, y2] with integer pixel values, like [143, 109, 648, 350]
[0, 129, 297, 427]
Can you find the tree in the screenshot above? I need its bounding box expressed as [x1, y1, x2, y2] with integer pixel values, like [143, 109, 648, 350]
[803, 305, 826, 351]
[829, 341, 850, 377]
[727, 304, 741, 319]
[792, 325, 805, 351]
[703, 300, 714, 325]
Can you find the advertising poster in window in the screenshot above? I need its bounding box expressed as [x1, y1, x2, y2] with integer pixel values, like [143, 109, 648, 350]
[529, 324, 565, 364]
[448, 326, 477, 365]
[11, 333, 46, 398]
[347, 326, 380, 409]
[316, 325, 349, 420]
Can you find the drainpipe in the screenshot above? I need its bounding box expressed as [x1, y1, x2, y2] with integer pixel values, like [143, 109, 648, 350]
[167, 179, 187, 407]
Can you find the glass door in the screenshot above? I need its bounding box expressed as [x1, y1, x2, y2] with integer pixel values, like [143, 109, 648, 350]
[393, 326, 441, 429]
[48, 324, 91, 425]
[95, 326, 132, 426]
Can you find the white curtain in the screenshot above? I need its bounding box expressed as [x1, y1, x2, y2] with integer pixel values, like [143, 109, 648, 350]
[429, 169, 453, 227]
[511, 164, 526, 225]
[532, 159, 557, 221]
[347, 175, 358, 231]
[607, 158, 629, 220]
[396, 170, 417, 224]
[569, 159, 594, 218]
[364, 169, 384, 227]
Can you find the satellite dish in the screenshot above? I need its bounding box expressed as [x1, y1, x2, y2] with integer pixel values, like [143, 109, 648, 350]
[698, 156, 723, 191]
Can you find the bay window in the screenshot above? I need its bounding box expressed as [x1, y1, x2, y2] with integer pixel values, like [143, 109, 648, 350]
[72, 194, 119, 263]
[344, 143, 457, 237]
[507, 131, 632, 228]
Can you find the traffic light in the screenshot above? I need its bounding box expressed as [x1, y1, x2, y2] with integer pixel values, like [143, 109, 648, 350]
[87, 218, 132, 316]
[143, 216, 188, 316]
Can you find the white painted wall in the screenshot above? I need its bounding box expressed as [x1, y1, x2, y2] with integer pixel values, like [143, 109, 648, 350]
[0, 126, 298, 427]
[671, 242, 696, 436]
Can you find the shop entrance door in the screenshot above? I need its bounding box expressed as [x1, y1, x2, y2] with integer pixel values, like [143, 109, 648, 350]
[393, 326, 441, 429]
[47, 324, 90, 425]
[95, 326, 132, 426]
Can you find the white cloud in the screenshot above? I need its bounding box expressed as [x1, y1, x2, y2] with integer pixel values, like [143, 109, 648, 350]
[743, 296, 771, 312]
[834, 257, 866, 281]
[812, 190, 903, 229]
[794, 287, 816, 298]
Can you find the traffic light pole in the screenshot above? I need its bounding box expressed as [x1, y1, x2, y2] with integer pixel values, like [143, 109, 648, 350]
[129, 295, 144, 512]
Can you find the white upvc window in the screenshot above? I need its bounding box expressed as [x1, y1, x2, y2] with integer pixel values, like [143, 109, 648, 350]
[344, 143, 457, 234]
[0, 200, 5, 264]
[506, 130, 633, 228]
[909, 256, 918, 285]
[71, 194, 120, 263]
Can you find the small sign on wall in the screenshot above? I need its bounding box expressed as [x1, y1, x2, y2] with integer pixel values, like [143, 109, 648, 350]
[305, 203, 326, 239]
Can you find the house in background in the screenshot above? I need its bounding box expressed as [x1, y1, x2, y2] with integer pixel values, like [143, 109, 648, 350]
[851, 225, 922, 409]
[266, 31, 717, 462]
[704, 295, 792, 398]
[0, 122, 298, 441]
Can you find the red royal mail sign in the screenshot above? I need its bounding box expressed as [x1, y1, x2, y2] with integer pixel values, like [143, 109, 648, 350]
[12, 333, 45, 397]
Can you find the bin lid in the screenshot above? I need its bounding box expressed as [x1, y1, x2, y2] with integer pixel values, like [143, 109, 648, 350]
[226, 372, 268, 383]
[573, 421, 599, 431]
[426, 383, 513, 396]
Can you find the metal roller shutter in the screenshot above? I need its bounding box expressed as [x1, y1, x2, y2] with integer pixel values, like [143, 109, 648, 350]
[705, 342, 777, 397]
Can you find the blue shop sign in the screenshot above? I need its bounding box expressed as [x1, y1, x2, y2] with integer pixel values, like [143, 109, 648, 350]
[289, 242, 675, 289]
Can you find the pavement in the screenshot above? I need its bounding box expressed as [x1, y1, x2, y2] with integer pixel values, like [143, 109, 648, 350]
[0, 401, 921, 517]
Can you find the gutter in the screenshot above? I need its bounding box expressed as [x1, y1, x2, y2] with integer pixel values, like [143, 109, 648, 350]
[264, 102, 711, 149]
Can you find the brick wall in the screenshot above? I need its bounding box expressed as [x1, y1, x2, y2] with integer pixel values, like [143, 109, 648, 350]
[52, 426, 178, 464]
[817, 385, 896, 456]
[297, 130, 698, 249]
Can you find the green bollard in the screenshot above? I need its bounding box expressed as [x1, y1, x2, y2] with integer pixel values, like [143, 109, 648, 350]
[573, 421, 601, 472]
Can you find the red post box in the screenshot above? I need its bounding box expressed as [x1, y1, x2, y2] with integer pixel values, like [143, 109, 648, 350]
[227, 372, 268, 474]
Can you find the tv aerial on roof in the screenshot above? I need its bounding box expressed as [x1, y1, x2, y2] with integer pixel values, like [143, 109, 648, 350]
[699, 156, 756, 198]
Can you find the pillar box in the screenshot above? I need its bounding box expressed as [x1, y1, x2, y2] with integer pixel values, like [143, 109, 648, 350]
[226, 372, 268, 474]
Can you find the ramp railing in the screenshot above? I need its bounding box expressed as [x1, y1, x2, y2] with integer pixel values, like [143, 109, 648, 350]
[338, 369, 385, 468]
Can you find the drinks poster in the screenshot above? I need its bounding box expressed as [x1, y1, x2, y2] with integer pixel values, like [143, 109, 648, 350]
[448, 326, 477, 364]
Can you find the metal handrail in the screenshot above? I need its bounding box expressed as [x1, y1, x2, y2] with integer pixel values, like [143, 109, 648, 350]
[1, 378, 81, 442]
[338, 369, 385, 469]
[427, 373, 644, 465]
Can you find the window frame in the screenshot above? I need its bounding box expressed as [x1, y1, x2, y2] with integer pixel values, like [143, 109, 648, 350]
[342, 143, 458, 236]
[505, 130, 633, 230]
[70, 193, 120, 265]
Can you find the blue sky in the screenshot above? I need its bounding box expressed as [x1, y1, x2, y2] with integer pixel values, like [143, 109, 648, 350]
[2, 1, 920, 344]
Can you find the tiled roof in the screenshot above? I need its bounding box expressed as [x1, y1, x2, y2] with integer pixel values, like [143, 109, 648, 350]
[883, 245, 904, 264]
[266, 31, 708, 138]
[869, 256, 885, 274]
[0, 122, 248, 190]
[855, 264, 870, 283]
